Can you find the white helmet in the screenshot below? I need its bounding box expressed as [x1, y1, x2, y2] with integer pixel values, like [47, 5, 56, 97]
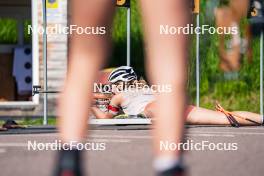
[108, 66, 137, 83]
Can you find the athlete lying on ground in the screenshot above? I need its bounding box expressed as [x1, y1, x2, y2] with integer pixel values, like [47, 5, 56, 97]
[92, 66, 263, 126]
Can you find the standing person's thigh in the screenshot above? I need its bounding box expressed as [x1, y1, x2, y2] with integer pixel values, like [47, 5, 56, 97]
[70, 0, 115, 58]
[139, 0, 189, 156]
[58, 0, 116, 142]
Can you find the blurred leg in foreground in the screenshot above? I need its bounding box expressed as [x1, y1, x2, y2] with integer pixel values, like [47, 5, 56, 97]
[140, 1, 189, 175]
[55, 0, 115, 175]
[215, 0, 250, 73]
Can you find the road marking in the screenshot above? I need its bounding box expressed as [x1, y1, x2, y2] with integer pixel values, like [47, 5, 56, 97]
[187, 134, 235, 137]
[0, 133, 235, 140]
[87, 139, 130, 143]
[189, 131, 264, 135]
[0, 134, 59, 138]
[0, 139, 130, 148]
[0, 143, 27, 147]
[89, 134, 235, 139]
[0, 148, 6, 153]
[0, 128, 263, 140]
[90, 135, 152, 139]
[231, 127, 264, 130]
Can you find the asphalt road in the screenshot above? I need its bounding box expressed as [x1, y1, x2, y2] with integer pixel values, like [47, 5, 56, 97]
[0, 126, 263, 176]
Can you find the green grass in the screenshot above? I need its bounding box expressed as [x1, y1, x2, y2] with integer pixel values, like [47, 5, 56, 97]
[112, 0, 262, 113]
[0, 18, 17, 43]
[187, 2, 261, 112]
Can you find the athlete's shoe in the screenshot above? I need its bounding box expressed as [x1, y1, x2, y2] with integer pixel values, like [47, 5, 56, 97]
[248, 0, 264, 36]
[53, 149, 83, 176]
[157, 164, 186, 176]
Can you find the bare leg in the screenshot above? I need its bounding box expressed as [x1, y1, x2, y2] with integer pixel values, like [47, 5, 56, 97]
[140, 0, 189, 161]
[230, 0, 249, 22]
[187, 106, 262, 125]
[58, 0, 115, 143]
[231, 111, 262, 124]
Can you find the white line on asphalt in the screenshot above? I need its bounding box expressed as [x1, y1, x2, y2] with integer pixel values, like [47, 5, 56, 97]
[0, 133, 235, 140]
[0, 129, 262, 140]
[187, 134, 235, 137]
[0, 143, 27, 147]
[189, 131, 264, 135]
[0, 139, 130, 147]
[0, 148, 6, 153]
[89, 134, 235, 139]
[89, 135, 152, 139]
[0, 134, 59, 138]
[86, 139, 130, 143]
[231, 127, 264, 130]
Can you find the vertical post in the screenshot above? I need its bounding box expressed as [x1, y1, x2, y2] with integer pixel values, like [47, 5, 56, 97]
[196, 14, 200, 107]
[42, 0, 48, 125]
[126, 7, 131, 66]
[260, 31, 263, 115]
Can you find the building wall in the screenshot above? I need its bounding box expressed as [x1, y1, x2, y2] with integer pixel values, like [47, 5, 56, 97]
[0, 0, 68, 117]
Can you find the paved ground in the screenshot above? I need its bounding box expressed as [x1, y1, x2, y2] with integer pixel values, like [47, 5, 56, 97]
[0, 126, 263, 176]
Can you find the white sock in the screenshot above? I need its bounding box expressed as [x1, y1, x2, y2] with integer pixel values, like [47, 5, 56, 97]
[153, 155, 183, 172]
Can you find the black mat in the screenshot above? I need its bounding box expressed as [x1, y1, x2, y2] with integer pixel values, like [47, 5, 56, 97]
[0, 125, 57, 135]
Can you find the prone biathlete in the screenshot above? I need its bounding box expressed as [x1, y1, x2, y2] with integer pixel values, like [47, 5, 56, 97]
[92, 66, 263, 126]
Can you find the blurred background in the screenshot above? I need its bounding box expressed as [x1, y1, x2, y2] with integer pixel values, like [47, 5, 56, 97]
[0, 0, 261, 118]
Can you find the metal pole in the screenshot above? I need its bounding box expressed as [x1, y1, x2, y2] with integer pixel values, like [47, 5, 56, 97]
[42, 0, 48, 125]
[260, 31, 263, 115]
[126, 7, 131, 66]
[196, 14, 200, 107]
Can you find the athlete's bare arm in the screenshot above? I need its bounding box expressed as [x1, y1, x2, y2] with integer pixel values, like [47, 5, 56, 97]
[93, 92, 113, 99]
[91, 93, 123, 119]
[91, 107, 114, 119]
